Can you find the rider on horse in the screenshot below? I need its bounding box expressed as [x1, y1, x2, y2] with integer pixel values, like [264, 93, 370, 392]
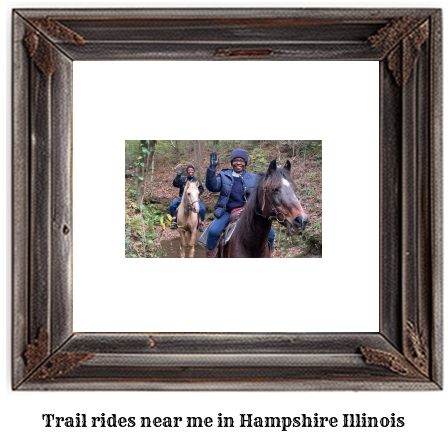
[205, 148, 275, 257]
[169, 164, 206, 232]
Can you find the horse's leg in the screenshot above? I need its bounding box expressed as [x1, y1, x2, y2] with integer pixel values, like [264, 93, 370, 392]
[266, 242, 271, 258]
[225, 238, 247, 258]
[189, 228, 196, 258]
[184, 230, 190, 258]
[179, 230, 186, 258]
[223, 240, 230, 258]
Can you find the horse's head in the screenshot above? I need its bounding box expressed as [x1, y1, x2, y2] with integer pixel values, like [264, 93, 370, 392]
[260, 159, 308, 235]
[184, 180, 200, 213]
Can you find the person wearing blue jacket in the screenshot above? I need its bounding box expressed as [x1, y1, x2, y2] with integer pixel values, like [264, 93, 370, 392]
[205, 148, 275, 257]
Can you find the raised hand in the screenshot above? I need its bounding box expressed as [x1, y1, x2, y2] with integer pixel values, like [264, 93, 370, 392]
[177, 168, 184, 176]
[210, 151, 219, 169]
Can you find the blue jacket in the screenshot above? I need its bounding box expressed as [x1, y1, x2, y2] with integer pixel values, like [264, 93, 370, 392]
[206, 167, 259, 218]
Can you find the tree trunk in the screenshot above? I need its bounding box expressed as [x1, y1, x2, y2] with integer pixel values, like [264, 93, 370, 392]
[193, 140, 204, 181]
[146, 140, 156, 198]
[150, 153, 155, 185]
[135, 140, 156, 207]
[134, 140, 145, 205]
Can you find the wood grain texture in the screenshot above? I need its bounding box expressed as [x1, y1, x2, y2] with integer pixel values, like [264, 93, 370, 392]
[29, 50, 52, 348]
[379, 59, 402, 350]
[50, 49, 74, 351]
[429, 10, 443, 388]
[12, 12, 30, 388]
[12, 7, 442, 391]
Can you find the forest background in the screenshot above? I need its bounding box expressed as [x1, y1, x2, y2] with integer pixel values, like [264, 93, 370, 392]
[125, 140, 322, 258]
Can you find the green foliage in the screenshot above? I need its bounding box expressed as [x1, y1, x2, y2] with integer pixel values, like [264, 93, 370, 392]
[142, 205, 165, 230]
[151, 140, 262, 168]
[125, 202, 166, 258]
[271, 216, 322, 258]
[125, 140, 153, 177]
[125, 140, 139, 169]
[125, 213, 137, 257]
[300, 217, 322, 254]
[127, 188, 136, 202]
[152, 140, 180, 166]
[249, 147, 270, 173]
[134, 140, 322, 174]
[130, 214, 144, 236]
[298, 140, 322, 159]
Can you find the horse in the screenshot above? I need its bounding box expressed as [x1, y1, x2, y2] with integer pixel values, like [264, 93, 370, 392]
[223, 159, 308, 258]
[177, 180, 201, 258]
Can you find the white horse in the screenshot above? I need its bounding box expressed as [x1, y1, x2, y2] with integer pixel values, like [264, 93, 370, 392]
[176, 180, 200, 258]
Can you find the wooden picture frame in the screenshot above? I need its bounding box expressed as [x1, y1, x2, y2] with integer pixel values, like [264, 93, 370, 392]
[12, 8, 442, 390]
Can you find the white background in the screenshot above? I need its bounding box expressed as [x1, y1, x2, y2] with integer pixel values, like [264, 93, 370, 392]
[3, 1, 447, 438]
[73, 60, 379, 332]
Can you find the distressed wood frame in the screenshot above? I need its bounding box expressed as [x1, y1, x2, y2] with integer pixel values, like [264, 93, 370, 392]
[12, 8, 442, 390]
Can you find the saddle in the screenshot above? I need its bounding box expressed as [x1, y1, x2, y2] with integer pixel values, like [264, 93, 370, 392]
[199, 208, 243, 258]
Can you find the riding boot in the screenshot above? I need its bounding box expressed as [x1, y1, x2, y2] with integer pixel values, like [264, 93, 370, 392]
[206, 249, 214, 258]
[170, 216, 178, 229]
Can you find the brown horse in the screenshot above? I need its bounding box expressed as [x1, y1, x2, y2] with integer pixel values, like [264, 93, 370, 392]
[223, 159, 308, 258]
[177, 180, 200, 258]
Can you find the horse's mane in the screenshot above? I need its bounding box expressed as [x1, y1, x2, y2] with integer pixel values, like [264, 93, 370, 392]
[236, 166, 295, 236]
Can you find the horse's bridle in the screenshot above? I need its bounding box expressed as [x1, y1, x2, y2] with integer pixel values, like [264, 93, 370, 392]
[258, 187, 287, 223]
[184, 197, 200, 213]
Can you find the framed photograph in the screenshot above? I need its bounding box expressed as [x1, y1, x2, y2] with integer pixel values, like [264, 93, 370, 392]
[122, 139, 322, 260]
[12, 8, 442, 390]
